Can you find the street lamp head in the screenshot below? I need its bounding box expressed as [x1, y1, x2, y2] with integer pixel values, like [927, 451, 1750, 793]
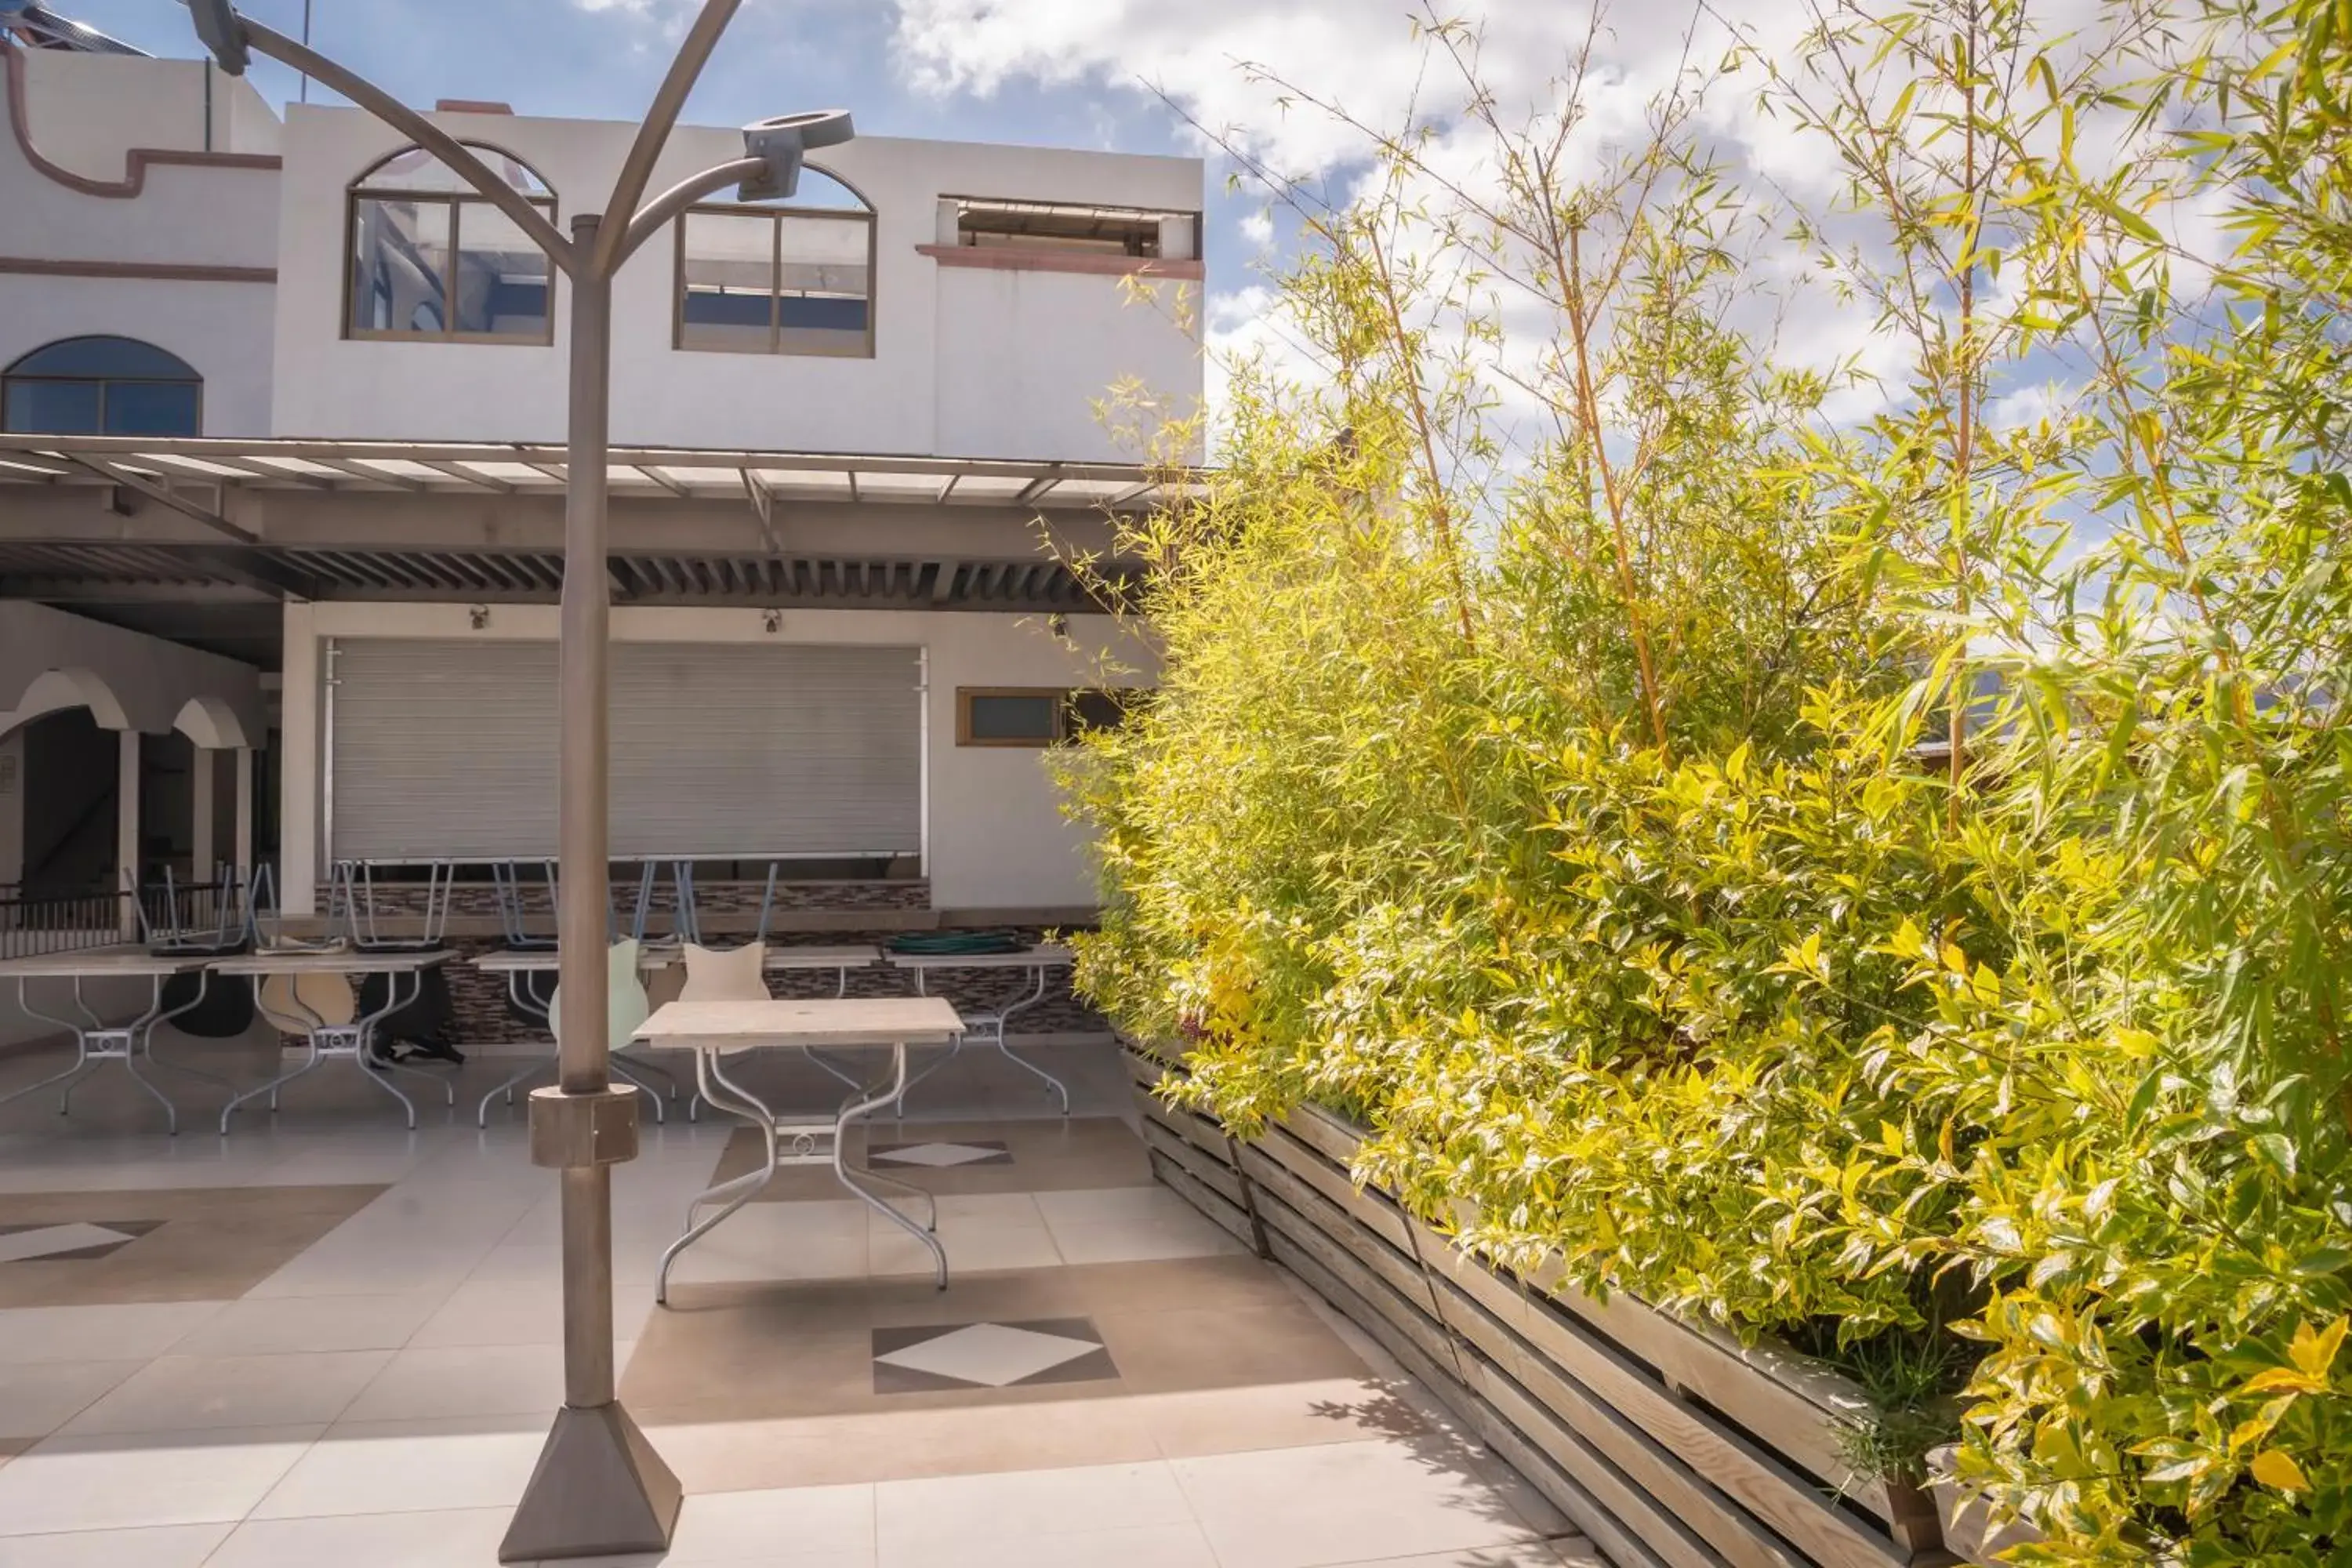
[738, 110, 855, 202]
[185, 0, 251, 75]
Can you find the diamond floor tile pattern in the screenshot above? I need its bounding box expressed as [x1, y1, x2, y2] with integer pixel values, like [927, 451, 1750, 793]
[871, 1317, 1116, 1392]
[869, 1141, 1012, 1168]
[0, 1221, 165, 1265]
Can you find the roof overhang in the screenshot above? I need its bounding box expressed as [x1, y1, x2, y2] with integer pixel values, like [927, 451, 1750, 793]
[0, 434, 1198, 619]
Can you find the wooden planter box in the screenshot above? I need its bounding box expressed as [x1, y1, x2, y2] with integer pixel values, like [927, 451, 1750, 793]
[1123, 1044, 1953, 1568]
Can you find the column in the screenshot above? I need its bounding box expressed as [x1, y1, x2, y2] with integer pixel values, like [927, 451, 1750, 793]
[234, 746, 255, 880]
[116, 730, 140, 938]
[192, 746, 216, 882]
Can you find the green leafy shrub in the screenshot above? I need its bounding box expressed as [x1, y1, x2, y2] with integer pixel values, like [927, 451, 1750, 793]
[1061, 0, 2352, 1559]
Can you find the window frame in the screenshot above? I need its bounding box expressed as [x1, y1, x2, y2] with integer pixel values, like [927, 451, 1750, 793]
[2, 337, 203, 437]
[671, 200, 877, 360]
[954, 687, 1142, 748]
[343, 143, 558, 347]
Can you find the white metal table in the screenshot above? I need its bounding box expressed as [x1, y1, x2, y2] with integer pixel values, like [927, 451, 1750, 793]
[212, 949, 456, 1133]
[886, 945, 1074, 1115]
[0, 949, 220, 1135]
[470, 947, 681, 1127]
[641, 996, 964, 1302]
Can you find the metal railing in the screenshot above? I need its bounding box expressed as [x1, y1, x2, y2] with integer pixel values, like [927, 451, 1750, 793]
[0, 875, 251, 962]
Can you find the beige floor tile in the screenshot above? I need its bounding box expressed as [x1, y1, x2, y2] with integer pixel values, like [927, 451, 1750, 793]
[1133, 1377, 1433, 1460]
[0, 1188, 385, 1308]
[0, 1424, 322, 1534]
[1037, 1187, 1247, 1266]
[645, 1399, 1163, 1492]
[338, 1343, 574, 1423]
[0, 1303, 226, 1364]
[662, 1200, 869, 1286]
[868, 1193, 1060, 1279]
[202, 1505, 511, 1568]
[249, 1415, 546, 1519]
[60, 1351, 390, 1436]
[662, 1483, 877, 1562]
[408, 1276, 655, 1348]
[876, 1519, 1218, 1568]
[0, 1523, 231, 1567]
[0, 1361, 144, 1440]
[165, 1290, 454, 1356]
[873, 1457, 1192, 1555]
[1172, 1439, 1541, 1568]
[1096, 1303, 1367, 1396]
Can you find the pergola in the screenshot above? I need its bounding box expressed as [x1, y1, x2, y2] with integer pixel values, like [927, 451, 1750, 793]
[0, 434, 1194, 659]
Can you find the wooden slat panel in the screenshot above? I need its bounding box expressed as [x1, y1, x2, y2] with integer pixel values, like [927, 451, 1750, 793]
[1254, 1121, 1416, 1254]
[1261, 1214, 1684, 1568]
[1240, 1143, 1438, 1319]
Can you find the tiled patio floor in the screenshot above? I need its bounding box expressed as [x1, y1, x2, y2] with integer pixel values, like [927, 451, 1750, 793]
[0, 1025, 1602, 1567]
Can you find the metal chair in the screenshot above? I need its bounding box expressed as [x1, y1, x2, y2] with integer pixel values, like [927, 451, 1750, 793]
[481, 938, 666, 1127]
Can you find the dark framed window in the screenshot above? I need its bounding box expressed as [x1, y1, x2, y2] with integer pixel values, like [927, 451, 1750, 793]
[2, 336, 201, 436]
[346, 143, 556, 344]
[946, 196, 1198, 260]
[674, 173, 874, 359]
[956, 687, 1143, 747]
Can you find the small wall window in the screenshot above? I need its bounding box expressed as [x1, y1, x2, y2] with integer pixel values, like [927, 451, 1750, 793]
[2, 336, 201, 435]
[674, 169, 874, 358]
[346, 143, 556, 344]
[946, 197, 1197, 260]
[956, 688, 1142, 747]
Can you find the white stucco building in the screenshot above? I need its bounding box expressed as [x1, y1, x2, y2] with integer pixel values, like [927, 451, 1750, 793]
[0, 27, 1200, 960]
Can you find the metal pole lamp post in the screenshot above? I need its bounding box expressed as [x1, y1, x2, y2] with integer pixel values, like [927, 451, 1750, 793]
[186, 2, 850, 1559]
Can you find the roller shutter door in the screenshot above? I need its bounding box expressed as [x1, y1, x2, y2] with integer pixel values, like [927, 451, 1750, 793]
[327, 638, 920, 861]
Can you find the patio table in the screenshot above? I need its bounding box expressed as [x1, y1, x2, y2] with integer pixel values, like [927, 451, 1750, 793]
[641, 996, 964, 1302]
[884, 945, 1074, 1115]
[0, 948, 219, 1135]
[212, 949, 456, 1133]
[469, 947, 681, 1127]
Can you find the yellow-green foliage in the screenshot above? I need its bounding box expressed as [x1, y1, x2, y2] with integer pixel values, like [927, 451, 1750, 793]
[1059, 1, 2352, 1559]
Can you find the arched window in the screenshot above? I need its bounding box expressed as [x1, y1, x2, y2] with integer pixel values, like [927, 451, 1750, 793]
[673, 166, 873, 359]
[347, 143, 556, 344]
[2, 336, 201, 436]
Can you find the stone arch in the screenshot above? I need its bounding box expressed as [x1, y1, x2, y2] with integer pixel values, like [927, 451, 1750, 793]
[172, 694, 250, 751]
[1, 666, 130, 736]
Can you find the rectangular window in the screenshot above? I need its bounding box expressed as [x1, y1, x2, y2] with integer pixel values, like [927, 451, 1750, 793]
[347, 195, 553, 343]
[956, 688, 1145, 746]
[676, 205, 873, 358]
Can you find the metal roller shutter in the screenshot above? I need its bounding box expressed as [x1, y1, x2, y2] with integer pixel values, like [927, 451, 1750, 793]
[328, 638, 921, 861]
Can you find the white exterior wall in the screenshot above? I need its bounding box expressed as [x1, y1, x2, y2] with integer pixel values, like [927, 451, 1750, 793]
[279, 601, 1152, 916]
[14, 50, 279, 172]
[0, 273, 276, 436]
[269, 107, 1203, 459]
[0, 48, 281, 435]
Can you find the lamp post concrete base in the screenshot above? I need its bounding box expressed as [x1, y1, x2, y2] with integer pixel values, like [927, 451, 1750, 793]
[497, 1401, 683, 1563]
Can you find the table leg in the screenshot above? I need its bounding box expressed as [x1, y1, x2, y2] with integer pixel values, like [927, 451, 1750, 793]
[142, 968, 233, 1091]
[0, 978, 94, 1116]
[984, 964, 1069, 1115]
[834, 1042, 946, 1289]
[656, 1049, 786, 1305]
[220, 1034, 323, 1133]
[479, 971, 556, 1127]
[111, 975, 182, 1135]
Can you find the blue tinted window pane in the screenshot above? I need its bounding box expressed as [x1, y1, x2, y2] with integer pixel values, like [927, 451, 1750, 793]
[349, 197, 451, 336]
[2, 378, 104, 434]
[7, 336, 196, 380]
[102, 381, 201, 437]
[449, 202, 551, 337]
